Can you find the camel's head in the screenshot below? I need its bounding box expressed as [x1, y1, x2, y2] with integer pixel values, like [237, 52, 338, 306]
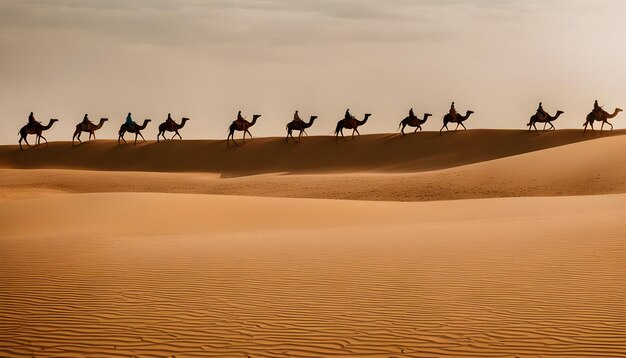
[364, 113, 372, 118]
[467, 111, 475, 115]
[145, 119, 152, 123]
[100, 118, 109, 122]
[252, 114, 262, 120]
[182, 117, 190, 121]
[310, 116, 318, 121]
[617, 108, 623, 113]
[50, 118, 59, 123]
[556, 110, 565, 115]
[424, 113, 432, 118]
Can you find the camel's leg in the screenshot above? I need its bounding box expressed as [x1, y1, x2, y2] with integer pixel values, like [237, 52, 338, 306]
[548, 122, 555, 131]
[173, 131, 182, 139]
[460, 122, 467, 130]
[440, 124, 447, 134]
[302, 130, 308, 136]
[138, 132, 146, 142]
[157, 131, 162, 143]
[298, 130, 303, 143]
[72, 130, 79, 144]
[533, 123, 539, 133]
[600, 121, 605, 132]
[608, 121, 613, 131]
[414, 126, 419, 133]
[38, 134, 48, 147]
[245, 129, 253, 139]
[355, 128, 361, 136]
[454, 123, 460, 132]
[134, 133, 138, 145]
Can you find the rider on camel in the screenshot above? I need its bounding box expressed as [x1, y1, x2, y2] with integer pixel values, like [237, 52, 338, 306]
[409, 108, 416, 120]
[28, 112, 40, 130]
[81, 114, 91, 129]
[125, 112, 136, 130]
[449, 102, 457, 119]
[536, 102, 548, 120]
[293, 110, 303, 123]
[165, 113, 175, 128]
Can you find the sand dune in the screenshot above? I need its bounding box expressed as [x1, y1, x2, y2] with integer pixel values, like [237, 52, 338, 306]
[2, 133, 626, 201]
[2, 129, 625, 175]
[2, 130, 626, 356]
[1, 193, 625, 357]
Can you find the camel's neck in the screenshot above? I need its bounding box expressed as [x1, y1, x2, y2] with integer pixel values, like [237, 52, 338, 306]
[304, 120, 314, 128]
[177, 120, 188, 129]
[419, 114, 430, 125]
[94, 120, 106, 130]
[249, 118, 258, 126]
[41, 120, 55, 130]
[550, 112, 563, 120]
[357, 116, 370, 125]
[461, 112, 472, 120]
[138, 121, 150, 130]
[608, 109, 621, 118]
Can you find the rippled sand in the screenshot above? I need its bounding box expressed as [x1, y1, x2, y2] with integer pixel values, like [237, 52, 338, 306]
[1, 194, 625, 357]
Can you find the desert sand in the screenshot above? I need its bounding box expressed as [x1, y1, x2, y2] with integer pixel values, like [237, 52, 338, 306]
[1, 130, 625, 357]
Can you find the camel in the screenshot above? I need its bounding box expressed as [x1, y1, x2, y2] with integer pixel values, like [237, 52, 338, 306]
[118, 119, 152, 144]
[583, 108, 623, 133]
[227, 114, 261, 146]
[527, 110, 564, 132]
[18, 119, 59, 150]
[157, 117, 190, 142]
[72, 118, 108, 144]
[335, 113, 372, 140]
[440, 110, 474, 133]
[286, 116, 317, 143]
[398, 113, 432, 136]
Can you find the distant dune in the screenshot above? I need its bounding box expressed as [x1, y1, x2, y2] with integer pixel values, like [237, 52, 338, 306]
[2, 129, 625, 175]
[2, 130, 626, 201]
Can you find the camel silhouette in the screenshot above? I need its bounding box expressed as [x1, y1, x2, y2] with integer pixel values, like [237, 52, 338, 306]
[583, 108, 623, 133]
[18, 119, 59, 150]
[72, 118, 108, 144]
[227, 114, 261, 146]
[440, 110, 474, 134]
[335, 113, 372, 141]
[118, 119, 151, 144]
[527, 110, 564, 132]
[398, 113, 432, 136]
[286, 116, 317, 143]
[157, 117, 190, 142]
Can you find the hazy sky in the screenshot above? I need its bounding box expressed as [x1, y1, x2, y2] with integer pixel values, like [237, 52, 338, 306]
[1, 0, 625, 143]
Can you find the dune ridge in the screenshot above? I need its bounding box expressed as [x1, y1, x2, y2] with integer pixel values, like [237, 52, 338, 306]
[2, 129, 625, 175]
[2, 133, 626, 201]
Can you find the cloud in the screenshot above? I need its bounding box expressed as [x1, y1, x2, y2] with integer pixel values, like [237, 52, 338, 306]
[0, 0, 542, 48]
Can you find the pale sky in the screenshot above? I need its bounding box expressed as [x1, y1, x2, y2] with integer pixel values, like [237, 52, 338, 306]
[1, 0, 625, 143]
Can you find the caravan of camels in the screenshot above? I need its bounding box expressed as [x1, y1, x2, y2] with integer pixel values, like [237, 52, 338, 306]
[17, 101, 623, 150]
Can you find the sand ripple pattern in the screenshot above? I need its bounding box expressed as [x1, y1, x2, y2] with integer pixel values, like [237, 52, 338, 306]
[1, 221, 625, 357]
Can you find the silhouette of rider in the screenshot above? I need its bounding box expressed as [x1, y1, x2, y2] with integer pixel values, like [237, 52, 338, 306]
[165, 113, 175, 128]
[449, 102, 457, 118]
[82, 113, 91, 127]
[293, 110, 303, 123]
[536, 102, 548, 120]
[235, 111, 246, 125]
[125, 112, 136, 130]
[409, 108, 416, 119]
[28, 112, 40, 130]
